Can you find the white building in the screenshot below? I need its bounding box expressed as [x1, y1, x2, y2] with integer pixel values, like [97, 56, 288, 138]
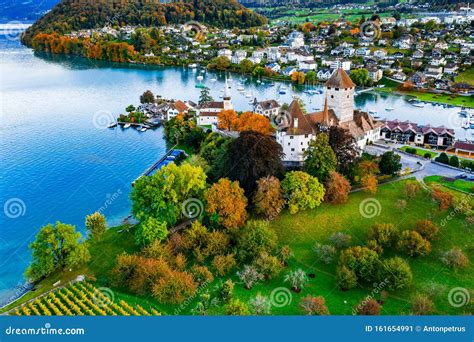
[285, 31, 305, 49]
[197, 79, 233, 126]
[254, 100, 281, 118]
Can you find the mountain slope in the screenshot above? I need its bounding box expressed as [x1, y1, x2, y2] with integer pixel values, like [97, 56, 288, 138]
[22, 0, 267, 46]
[0, 0, 60, 21]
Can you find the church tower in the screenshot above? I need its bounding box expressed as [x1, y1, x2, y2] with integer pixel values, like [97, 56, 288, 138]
[324, 68, 355, 123]
[223, 77, 233, 110]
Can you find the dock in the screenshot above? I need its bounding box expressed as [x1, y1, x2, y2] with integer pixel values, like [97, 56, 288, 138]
[132, 147, 187, 185]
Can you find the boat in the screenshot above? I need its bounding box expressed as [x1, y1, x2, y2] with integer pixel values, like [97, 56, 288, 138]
[123, 123, 131, 129]
[245, 93, 253, 98]
[256, 80, 261, 84]
[280, 85, 287, 90]
[279, 90, 286, 95]
[385, 107, 395, 111]
[237, 86, 245, 92]
[459, 110, 469, 117]
[461, 119, 470, 129]
[107, 123, 117, 129]
[412, 103, 425, 108]
[368, 110, 377, 115]
[195, 83, 206, 89]
[196, 75, 204, 81]
[210, 78, 217, 82]
[188, 63, 197, 69]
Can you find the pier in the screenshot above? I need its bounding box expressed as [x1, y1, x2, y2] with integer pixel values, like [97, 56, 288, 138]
[132, 147, 187, 185]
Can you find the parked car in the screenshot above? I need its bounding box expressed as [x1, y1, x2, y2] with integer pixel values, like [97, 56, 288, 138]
[456, 173, 468, 179]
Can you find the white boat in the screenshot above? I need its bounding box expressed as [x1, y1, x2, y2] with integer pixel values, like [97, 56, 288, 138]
[196, 75, 204, 81]
[459, 110, 468, 116]
[385, 107, 395, 111]
[140, 127, 147, 132]
[188, 63, 197, 69]
[123, 123, 131, 129]
[256, 80, 261, 84]
[280, 85, 287, 90]
[210, 78, 217, 82]
[237, 86, 245, 91]
[245, 93, 253, 98]
[412, 103, 425, 108]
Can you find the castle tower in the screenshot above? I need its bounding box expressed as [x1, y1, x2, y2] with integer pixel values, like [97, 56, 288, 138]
[223, 77, 233, 110]
[324, 68, 355, 123]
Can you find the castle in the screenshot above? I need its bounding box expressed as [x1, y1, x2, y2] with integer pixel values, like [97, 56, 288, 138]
[197, 78, 233, 126]
[276, 68, 382, 163]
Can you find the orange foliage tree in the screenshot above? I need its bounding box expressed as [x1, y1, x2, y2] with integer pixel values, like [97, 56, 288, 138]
[217, 110, 238, 131]
[356, 160, 379, 194]
[237, 112, 274, 135]
[324, 171, 351, 204]
[205, 178, 248, 231]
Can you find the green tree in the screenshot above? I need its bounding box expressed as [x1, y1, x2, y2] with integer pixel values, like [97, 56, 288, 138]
[85, 212, 107, 240]
[380, 257, 413, 290]
[306, 71, 316, 84]
[131, 163, 207, 228]
[339, 246, 379, 281]
[239, 59, 254, 73]
[435, 152, 449, 165]
[199, 86, 214, 105]
[282, 171, 325, 214]
[210, 56, 230, 70]
[126, 105, 136, 113]
[135, 217, 168, 246]
[26, 222, 90, 282]
[304, 133, 337, 182]
[397, 230, 432, 257]
[349, 68, 370, 87]
[237, 220, 278, 261]
[449, 155, 460, 168]
[225, 299, 250, 315]
[379, 151, 402, 175]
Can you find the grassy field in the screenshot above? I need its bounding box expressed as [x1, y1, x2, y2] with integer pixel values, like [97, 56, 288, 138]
[425, 175, 474, 194]
[3, 179, 473, 315]
[400, 146, 438, 159]
[455, 68, 474, 86]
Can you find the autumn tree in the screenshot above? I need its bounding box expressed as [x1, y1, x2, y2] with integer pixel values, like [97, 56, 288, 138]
[356, 159, 379, 194]
[431, 186, 453, 210]
[205, 178, 248, 231]
[355, 299, 381, 315]
[140, 90, 155, 104]
[303, 133, 337, 183]
[253, 176, 285, 219]
[236, 112, 274, 135]
[217, 109, 238, 131]
[221, 131, 284, 195]
[397, 230, 432, 257]
[300, 295, 329, 315]
[282, 171, 325, 214]
[85, 212, 107, 240]
[324, 171, 351, 204]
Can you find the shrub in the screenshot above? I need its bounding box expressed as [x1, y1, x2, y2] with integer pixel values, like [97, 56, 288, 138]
[225, 299, 250, 315]
[152, 270, 196, 304]
[300, 295, 329, 315]
[395, 199, 407, 212]
[368, 223, 399, 247]
[219, 280, 234, 302]
[397, 230, 431, 257]
[339, 246, 380, 281]
[380, 257, 412, 290]
[204, 231, 230, 257]
[415, 220, 439, 240]
[366, 239, 383, 255]
[324, 171, 351, 204]
[423, 152, 432, 159]
[85, 212, 107, 240]
[411, 294, 435, 315]
[449, 155, 460, 168]
[253, 252, 284, 279]
[336, 265, 358, 290]
[404, 181, 422, 199]
[354, 298, 381, 315]
[237, 265, 264, 289]
[284, 269, 309, 292]
[435, 152, 449, 165]
[181, 221, 210, 253]
[212, 254, 237, 276]
[431, 187, 454, 210]
[278, 245, 294, 266]
[441, 247, 469, 269]
[249, 294, 272, 315]
[313, 243, 337, 264]
[329, 232, 352, 249]
[191, 265, 214, 286]
[237, 220, 278, 261]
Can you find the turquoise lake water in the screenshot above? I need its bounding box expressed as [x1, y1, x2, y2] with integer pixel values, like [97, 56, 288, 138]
[0, 24, 468, 306]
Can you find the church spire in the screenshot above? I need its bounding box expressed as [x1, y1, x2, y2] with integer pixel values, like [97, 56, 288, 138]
[223, 76, 231, 100]
[322, 96, 329, 125]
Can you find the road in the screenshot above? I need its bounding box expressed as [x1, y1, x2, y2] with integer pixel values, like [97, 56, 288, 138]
[365, 145, 462, 181]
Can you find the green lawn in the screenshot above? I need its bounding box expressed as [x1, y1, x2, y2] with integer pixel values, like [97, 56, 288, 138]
[400, 146, 438, 159]
[455, 68, 474, 86]
[425, 175, 474, 194]
[4, 180, 472, 315]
